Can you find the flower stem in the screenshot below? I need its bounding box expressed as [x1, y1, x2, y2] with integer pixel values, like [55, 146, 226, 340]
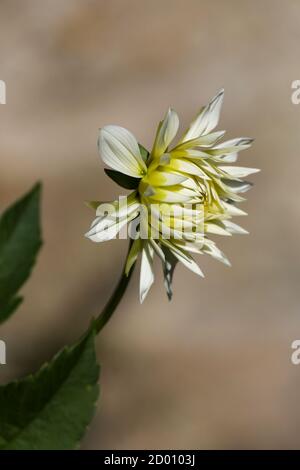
[93, 241, 135, 334]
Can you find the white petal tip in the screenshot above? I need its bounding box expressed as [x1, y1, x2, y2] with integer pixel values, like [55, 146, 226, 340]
[195, 267, 205, 277]
[139, 289, 150, 303]
[84, 229, 93, 239]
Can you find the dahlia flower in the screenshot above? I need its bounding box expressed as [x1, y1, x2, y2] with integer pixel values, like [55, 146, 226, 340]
[86, 90, 258, 302]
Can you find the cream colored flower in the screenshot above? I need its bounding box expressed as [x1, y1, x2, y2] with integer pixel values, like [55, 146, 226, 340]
[86, 90, 259, 302]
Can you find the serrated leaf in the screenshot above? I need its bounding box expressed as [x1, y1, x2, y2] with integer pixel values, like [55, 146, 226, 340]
[0, 329, 100, 450]
[0, 184, 42, 323]
[104, 169, 141, 189]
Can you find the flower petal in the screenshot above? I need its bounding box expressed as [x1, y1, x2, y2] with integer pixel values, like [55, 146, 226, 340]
[208, 138, 253, 156]
[161, 240, 204, 277]
[125, 238, 142, 275]
[202, 240, 231, 266]
[165, 158, 211, 179]
[222, 220, 249, 234]
[86, 194, 139, 242]
[85, 215, 131, 242]
[171, 148, 211, 160]
[221, 201, 247, 216]
[210, 152, 238, 163]
[175, 130, 225, 151]
[99, 125, 147, 177]
[147, 185, 199, 203]
[223, 180, 253, 194]
[161, 246, 178, 300]
[95, 192, 140, 218]
[139, 242, 154, 303]
[219, 166, 260, 178]
[152, 108, 179, 159]
[181, 89, 224, 142]
[205, 222, 232, 236]
[145, 170, 187, 186]
[149, 238, 165, 262]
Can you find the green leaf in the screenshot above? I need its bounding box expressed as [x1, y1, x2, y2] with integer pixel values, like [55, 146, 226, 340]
[104, 169, 141, 190]
[0, 329, 100, 450]
[0, 183, 42, 323]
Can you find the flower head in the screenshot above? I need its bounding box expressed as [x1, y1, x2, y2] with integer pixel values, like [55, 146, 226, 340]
[86, 90, 259, 302]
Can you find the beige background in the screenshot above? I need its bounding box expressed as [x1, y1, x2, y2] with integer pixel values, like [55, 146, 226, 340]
[0, 0, 300, 449]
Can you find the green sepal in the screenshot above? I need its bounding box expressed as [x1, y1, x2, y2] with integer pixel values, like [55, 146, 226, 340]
[104, 169, 141, 190]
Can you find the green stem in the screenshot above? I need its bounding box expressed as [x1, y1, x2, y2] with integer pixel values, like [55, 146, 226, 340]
[94, 242, 135, 334]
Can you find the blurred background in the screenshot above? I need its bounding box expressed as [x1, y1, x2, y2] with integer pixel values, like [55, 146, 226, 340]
[0, 0, 300, 450]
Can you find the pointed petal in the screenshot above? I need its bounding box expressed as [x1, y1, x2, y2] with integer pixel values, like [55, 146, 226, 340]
[165, 158, 211, 179]
[208, 138, 253, 156]
[85, 215, 130, 242]
[222, 201, 247, 216]
[152, 108, 179, 159]
[161, 246, 178, 301]
[170, 148, 210, 159]
[149, 238, 165, 262]
[172, 246, 204, 276]
[203, 240, 231, 266]
[161, 240, 204, 277]
[148, 185, 198, 203]
[205, 222, 232, 236]
[222, 220, 249, 234]
[181, 89, 224, 142]
[145, 170, 187, 186]
[139, 243, 154, 303]
[211, 152, 238, 163]
[125, 238, 142, 275]
[219, 166, 260, 178]
[223, 179, 253, 194]
[172, 240, 204, 254]
[86, 194, 139, 242]
[176, 130, 226, 151]
[95, 193, 139, 218]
